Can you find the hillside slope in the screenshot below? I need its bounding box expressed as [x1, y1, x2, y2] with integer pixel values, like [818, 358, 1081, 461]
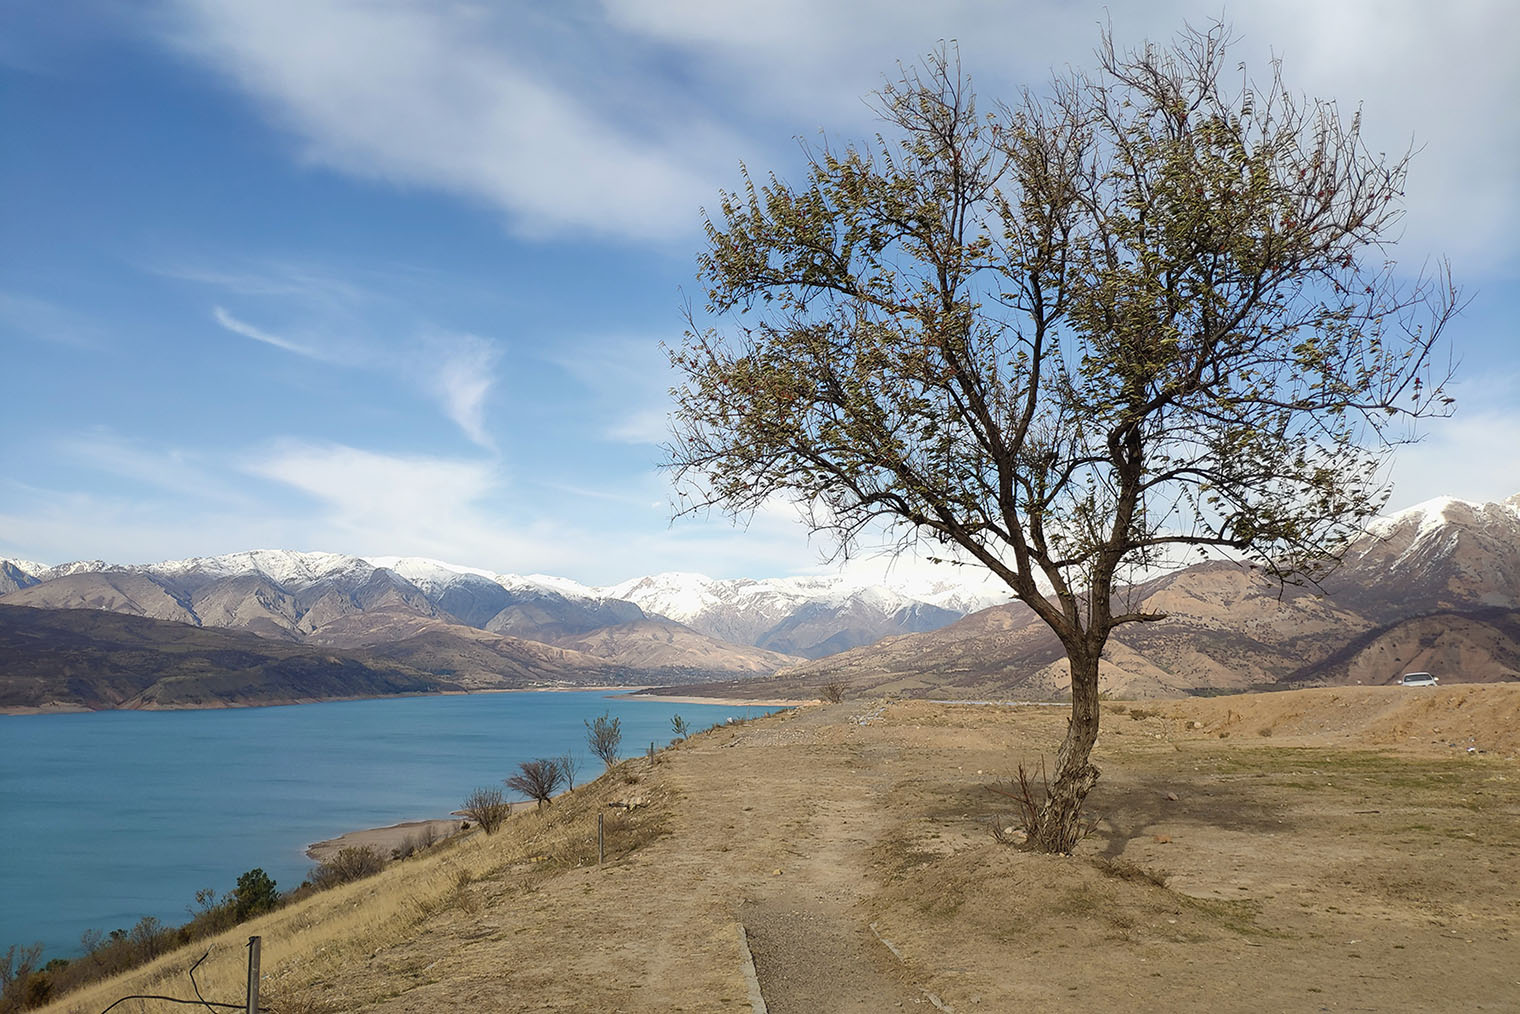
[709, 494, 1520, 700]
[0, 604, 452, 711]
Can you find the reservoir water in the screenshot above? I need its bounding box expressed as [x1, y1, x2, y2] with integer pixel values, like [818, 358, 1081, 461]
[0, 691, 776, 956]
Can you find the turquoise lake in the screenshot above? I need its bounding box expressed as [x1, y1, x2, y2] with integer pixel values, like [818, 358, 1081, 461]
[0, 691, 776, 957]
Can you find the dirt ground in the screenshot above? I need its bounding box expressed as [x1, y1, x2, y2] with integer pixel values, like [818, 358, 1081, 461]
[46, 684, 1520, 1013]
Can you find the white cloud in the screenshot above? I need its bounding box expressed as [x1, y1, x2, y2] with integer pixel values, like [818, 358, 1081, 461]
[605, 0, 1520, 275]
[1384, 371, 1520, 509]
[160, 0, 728, 241]
[151, 2, 1519, 268]
[418, 331, 501, 450]
[543, 334, 677, 445]
[53, 430, 257, 508]
[245, 441, 498, 527]
[213, 305, 320, 358]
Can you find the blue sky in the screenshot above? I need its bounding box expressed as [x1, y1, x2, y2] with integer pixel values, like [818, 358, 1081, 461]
[2, 1, 1517, 586]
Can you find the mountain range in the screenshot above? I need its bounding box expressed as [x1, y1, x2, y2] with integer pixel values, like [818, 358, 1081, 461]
[7, 494, 1516, 710]
[704, 494, 1520, 700]
[0, 551, 1005, 709]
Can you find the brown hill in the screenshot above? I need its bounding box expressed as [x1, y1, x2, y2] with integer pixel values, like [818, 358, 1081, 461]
[546, 617, 799, 674]
[0, 604, 451, 711]
[0, 557, 790, 680]
[688, 495, 1520, 701]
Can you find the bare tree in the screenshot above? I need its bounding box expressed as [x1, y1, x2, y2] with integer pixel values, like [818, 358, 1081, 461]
[461, 785, 512, 834]
[506, 757, 565, 810]
[557, 752, 580, 790]
[667, 24, 1457, 851]
[585, 711, 622, 769]
[0, 943, 43, 1014]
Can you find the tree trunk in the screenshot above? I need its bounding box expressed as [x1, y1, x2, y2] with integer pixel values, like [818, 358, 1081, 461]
[1032, 648, 1102, 852]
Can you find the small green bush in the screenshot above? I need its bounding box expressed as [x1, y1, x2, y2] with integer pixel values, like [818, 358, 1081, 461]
[232, 868, 279, 920]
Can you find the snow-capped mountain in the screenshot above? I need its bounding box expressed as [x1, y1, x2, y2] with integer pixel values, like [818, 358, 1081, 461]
[1330, 494, 1520, 621]
[601, 572, 1010, 659]
[758, 492, 1520, 699]
[0, 549, 1005, 677]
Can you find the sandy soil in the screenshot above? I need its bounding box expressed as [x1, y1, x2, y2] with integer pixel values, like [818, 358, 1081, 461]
[306, 819, 467, 864]
[42, 684, 1520, 1013]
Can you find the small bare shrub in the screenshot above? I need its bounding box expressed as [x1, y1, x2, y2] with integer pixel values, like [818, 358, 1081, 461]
[1258, 726, 1274, 737]
[506, 758, 565, 810]
[558, 752, 580, 790]
[310, 846, 385, 889]
[586, 712, 622, 769]
[0, 943, 44, 1013]
[451, 886, 481, 915]
[988, 761, 1097, 854]
[461, 786, 512, 834]
[820, 681, 846, 704]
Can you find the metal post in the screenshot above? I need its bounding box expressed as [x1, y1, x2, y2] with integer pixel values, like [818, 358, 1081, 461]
[245, 935, 261, 1014]
[597, 812, 604, 864]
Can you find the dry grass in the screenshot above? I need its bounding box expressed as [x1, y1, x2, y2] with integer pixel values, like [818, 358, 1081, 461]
[36, 758, 670, 1014]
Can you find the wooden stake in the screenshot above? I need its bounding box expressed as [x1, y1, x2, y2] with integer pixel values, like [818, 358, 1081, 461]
[245, 936, 261, 1014]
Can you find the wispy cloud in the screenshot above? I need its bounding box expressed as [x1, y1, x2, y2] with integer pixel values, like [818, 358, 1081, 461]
[419, 331, 501, 450]
[0, 290, 102, 348]
[543, 334, 675, 445]
[159, 0, 730, 242]
[54, 429, 257, 509]
[245, 441, 501, 525]
[213, 305, 320, 358]
[181, 260, 506, 447]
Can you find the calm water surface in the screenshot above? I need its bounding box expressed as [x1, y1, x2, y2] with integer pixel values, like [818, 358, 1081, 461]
[0, 691, 775, 955]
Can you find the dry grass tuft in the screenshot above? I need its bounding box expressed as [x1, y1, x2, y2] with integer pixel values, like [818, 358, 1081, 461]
[1091, 857, 1171, 888]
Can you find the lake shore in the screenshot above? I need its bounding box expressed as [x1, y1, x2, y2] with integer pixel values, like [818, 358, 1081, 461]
[304, 696, 801, 863]
[0, 684, 721, 716]
[612, 691, 811, 706]
[306, 818, 466, 863]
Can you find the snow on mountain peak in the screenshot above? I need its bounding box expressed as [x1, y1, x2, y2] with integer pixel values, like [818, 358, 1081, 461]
[1367, 495, 1520, 542]
[495, 573, 603, 601]
[143, 549, 373, 587]
[600, 572, 722, 622]
[598, 569, 1008, 628]
[363, 556, 500, 594]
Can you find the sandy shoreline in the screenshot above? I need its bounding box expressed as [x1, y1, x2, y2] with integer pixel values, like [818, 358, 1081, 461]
[0, 684, 793, 716]
[306, 818, 466, 863]
[614, 692, 811, 707]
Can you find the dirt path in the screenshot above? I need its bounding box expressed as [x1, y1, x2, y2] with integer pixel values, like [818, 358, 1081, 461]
[724, 705, 926, 1011]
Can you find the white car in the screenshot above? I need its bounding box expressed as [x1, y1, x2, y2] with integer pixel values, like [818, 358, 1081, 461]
[1399, 672, 1439, 687]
